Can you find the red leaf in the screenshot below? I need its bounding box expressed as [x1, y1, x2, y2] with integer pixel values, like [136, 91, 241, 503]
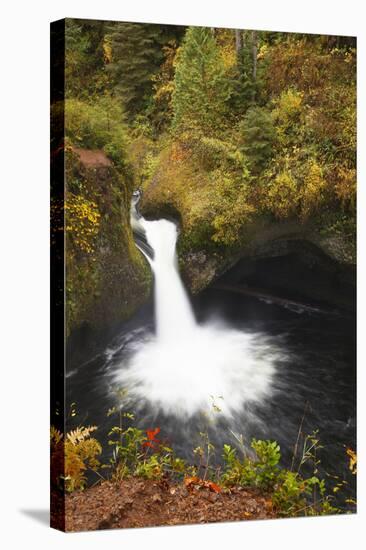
[146, 427, 160, 441]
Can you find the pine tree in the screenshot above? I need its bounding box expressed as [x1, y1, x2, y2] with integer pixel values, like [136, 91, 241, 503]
[172, 27, 230, 134]
[65, 18, 106, 98]
[228, 30, 258, 115]
[106, 23, 184, 119]
[239, 106, 277, 173]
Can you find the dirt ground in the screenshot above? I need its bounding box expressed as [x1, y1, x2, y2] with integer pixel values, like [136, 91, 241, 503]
[73, 147, 112, 168]
[58, 477, 275, 532]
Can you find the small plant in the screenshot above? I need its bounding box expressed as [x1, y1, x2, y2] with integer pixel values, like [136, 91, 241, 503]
[50, 425, 102, 492]
[106, 398, 145, 481]
[272, 470, 323, 515]
[220, 433, 341, 517]
[193, 432, 216, 481]
[193, 397, 224, 481]
[107, 422, 187, 481]
[106, 394, 187, 482]
[221, 439, 280, 490]
[107, 424, 146, 480]
[251, 439, 281, 489]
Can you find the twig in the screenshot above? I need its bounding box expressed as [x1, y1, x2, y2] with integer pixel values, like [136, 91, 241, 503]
[291, 401, 309, 472]
[90, 468, 106, 483]
[290, 496, 329, 516]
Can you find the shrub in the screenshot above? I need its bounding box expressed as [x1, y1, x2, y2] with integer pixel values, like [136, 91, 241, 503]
[221, 439, 281, 490]
[273, 89, 303, 124]
[300, 160, 326, 220]
[65, 97, 128, 166]
[221, 436, 340, 517]
[334, 166, 356, 211]
[265, 170, 299, 219]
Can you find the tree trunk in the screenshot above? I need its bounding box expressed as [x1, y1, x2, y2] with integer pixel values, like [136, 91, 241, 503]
[252, 31, 258, 102]
[235, 29, 242, 55]
[252, 30, 258, 81]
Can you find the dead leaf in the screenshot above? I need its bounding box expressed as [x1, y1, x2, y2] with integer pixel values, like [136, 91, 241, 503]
[346, 447, 357, 474]
[205, 481, 222, 493]
[184, 477, 222, 494]
[184, 476, 200, 491]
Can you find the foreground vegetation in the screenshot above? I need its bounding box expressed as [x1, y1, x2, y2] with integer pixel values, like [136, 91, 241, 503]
[51, 402, 356, 519]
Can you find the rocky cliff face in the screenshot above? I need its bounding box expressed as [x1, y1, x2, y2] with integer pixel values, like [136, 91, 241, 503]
[65, 148, 152, 357]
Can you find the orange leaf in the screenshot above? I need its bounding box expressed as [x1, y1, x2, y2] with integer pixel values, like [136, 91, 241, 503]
[184, 477, 222, 493]
[205, 481, 222, 493]
[146, 427, 161, 441]
[184, 476, 200, 488]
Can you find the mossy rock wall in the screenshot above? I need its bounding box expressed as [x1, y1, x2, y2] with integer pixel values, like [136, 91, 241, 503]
[65, 149, 152, 347]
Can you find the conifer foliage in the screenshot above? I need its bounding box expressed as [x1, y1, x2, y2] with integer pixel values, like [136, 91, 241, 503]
[105, 23, 184, 119]
[173, 27, 230, 134]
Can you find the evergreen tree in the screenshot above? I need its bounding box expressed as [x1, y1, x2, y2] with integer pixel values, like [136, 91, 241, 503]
[172, 27, 230, 134]
[106, 23, 184, 120]
[228, 30, 258, 115]
[148, 41, 180, 134]
[65, 18, 106, 99]
[238, 106, 277, 173]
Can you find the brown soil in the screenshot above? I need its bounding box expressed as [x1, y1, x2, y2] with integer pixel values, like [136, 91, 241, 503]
[73, 147, 112, 168]
[62, 477, 276, 532]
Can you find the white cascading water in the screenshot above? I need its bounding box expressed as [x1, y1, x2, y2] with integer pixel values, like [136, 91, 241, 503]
[139, 218, 196, 343]
[115, 198, 282, 419]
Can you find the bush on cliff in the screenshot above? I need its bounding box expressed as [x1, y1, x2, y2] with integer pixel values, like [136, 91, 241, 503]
[65, 97, 129, 168]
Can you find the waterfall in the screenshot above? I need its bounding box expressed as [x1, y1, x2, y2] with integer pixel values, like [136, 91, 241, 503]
[138, 217, 196, 343]
[115, 196, 282, 419]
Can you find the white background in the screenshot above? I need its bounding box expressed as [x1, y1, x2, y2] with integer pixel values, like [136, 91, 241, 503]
[0, 0, 364, 548]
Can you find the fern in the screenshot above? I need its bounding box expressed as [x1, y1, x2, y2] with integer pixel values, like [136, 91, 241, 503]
[66, 425, 98, 445]
[50, 425, 102, 492]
